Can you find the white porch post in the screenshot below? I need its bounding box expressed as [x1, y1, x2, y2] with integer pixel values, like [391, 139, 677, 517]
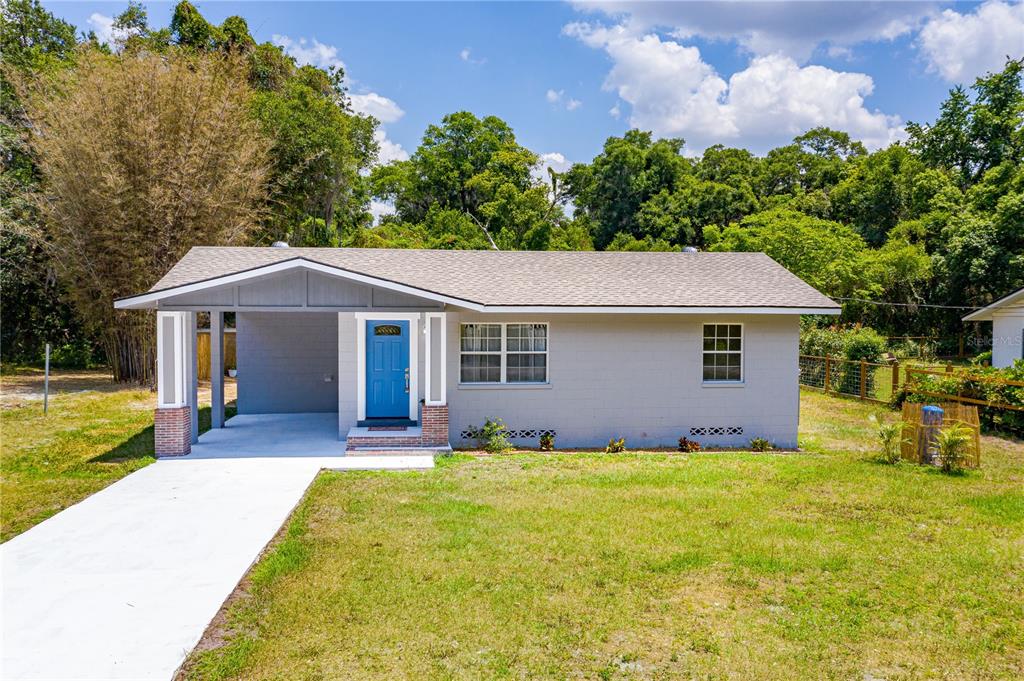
[422, 312, 449, 447]
[424, 312, 447, 406]
[210, 311, 225, 428]
[185, 312, 199, 443]
[155, 311, 191, 456]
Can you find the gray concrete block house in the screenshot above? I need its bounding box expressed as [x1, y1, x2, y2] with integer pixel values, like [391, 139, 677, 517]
[115, 247, 839, 457]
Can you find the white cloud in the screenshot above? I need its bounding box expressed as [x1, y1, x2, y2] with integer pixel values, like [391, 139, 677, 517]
[272, 34, 345, 72]
[349, 92, 405, 124]
[89, 12, 144, 47]
[459, 47, 486, 65]
[566, 23, 904, 154]
[546, 88, 583, 111]
[535, 151, 572, 180]
[917, 1, 1024, 82]
[369, 200, 396, 225]
[374, 130, 409, 165]
[609, 103, 622, 119]
[88, 13, 116, 44]
[572, 1, 936, 62]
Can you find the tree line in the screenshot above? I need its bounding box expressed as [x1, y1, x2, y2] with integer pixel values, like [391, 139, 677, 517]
[2, 0, 1021, 380]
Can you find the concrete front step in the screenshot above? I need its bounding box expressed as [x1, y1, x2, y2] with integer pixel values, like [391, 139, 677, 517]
[346, 445, 452, 457]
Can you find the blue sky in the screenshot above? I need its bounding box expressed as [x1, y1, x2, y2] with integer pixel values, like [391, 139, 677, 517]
[45, 1, 1024, 174]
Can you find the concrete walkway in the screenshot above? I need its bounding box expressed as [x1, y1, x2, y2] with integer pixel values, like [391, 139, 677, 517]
[1, 418, 433, 680]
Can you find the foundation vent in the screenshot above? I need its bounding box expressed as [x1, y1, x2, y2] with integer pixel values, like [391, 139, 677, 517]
[689, 426, 743, 437]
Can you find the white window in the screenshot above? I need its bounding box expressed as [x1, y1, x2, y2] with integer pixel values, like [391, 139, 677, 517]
[460, 323, 548, 384]
[703, 323, 742, 382]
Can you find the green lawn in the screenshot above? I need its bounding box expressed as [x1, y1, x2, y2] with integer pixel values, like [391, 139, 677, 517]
[0, 368, 233, 542]
[184, 391, 1024, 680]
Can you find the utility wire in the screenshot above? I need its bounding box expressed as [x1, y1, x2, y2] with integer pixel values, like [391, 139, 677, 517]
[833, 297, 1024, 312]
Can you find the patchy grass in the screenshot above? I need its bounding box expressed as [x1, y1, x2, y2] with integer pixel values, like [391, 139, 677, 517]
[0, 368, 235, 542]
[183, 390, 1024, 680]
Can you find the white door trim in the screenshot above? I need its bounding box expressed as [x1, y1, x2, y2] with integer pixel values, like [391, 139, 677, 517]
[354, 312, 420, 421]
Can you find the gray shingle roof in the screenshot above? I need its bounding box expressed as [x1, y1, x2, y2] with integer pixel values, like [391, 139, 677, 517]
[135, 246, 839, 310]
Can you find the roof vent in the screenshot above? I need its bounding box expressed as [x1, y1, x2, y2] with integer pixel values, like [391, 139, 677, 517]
[271, 241, 289, 248]
[682, 246, 699, 253]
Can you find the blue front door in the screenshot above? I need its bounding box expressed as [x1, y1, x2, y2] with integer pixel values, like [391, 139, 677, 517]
[366, 320, 410, 418]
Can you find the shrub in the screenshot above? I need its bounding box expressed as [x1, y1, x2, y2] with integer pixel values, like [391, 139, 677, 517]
[677, 437, 701, 453]
[876, 421, 904, 464]
[748, 437, 774, 452]
[538, 433, 554, 451]
[605, 437, 626, 453]
[49, 341, 100, 369]
[971, 351, 992, 366]
[467, 418, 513, 454]
[842, 327, 887, 362]
[935, 423, 972, 474]
[800, 324, 886, 395]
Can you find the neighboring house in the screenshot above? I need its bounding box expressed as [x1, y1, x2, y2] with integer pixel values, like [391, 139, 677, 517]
[115, 247, 839, 456]
[963, 287, 1024, 368]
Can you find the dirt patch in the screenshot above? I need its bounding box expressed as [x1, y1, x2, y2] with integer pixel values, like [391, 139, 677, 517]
[1, 368, 237, 410]
[1, 369, 126, 408]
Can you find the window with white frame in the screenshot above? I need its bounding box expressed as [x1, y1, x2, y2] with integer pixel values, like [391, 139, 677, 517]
[702, 324, 742, 382]
[460, 323, 548, 384]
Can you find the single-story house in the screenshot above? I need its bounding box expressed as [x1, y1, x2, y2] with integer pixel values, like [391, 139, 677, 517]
[962, 287, 1024, 368]
[115, 247, 839, 456]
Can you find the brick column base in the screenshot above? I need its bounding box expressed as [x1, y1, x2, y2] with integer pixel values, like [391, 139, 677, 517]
[154, 406, 191, 457]
[421, 404, 449, 446]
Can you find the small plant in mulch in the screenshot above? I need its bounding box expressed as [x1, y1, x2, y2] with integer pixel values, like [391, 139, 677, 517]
[605, 437, 627, 453]
[467, 418, 513, 454]
[538, 433, 555, 451]
[748, 437, 774, 452]
[677, 436, 701, 453]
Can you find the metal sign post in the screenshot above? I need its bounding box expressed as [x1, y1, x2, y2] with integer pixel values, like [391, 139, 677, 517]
[44, 343, 50, 415]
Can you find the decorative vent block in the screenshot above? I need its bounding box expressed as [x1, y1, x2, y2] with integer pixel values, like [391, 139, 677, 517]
[689, 426, 743, 437]
[460, 428, 556, 440]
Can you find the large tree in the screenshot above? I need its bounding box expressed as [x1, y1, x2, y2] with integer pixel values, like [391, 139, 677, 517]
[0, 0, 86, 363]
[907, 58, 1024, 187]
[368, 112, 580, 250]
[563, 131, 690, 249]
[17, 51, 271, 381]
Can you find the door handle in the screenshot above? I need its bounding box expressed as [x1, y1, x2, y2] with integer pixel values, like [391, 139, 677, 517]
[405, 367, 410, 393]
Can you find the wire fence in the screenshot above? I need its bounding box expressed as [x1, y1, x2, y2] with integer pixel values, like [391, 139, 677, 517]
[799, 355, 898, 403]
[801, 354, 1024, 436]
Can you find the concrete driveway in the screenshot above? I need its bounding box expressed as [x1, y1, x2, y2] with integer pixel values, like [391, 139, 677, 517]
[1, 442, 431, 680]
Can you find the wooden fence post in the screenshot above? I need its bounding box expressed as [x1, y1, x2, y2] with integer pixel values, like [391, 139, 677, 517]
[860, 359, 868, 400]
[892, 360, 900, 397]
[824, 355, 831, 394]
[946, 361, 953, 374]
[958, 334, 965, 359]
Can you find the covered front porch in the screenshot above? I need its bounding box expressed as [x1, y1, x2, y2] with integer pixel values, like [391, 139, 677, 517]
[182, 412, 435, 468]
[141, 260, 453, 459]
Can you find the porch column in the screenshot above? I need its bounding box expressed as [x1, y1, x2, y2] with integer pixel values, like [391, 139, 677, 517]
[155, 311, 191, 457]
[210, 310, 225, 428]
[185, 311, 199, 443]
[422, 312, 449, 446]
